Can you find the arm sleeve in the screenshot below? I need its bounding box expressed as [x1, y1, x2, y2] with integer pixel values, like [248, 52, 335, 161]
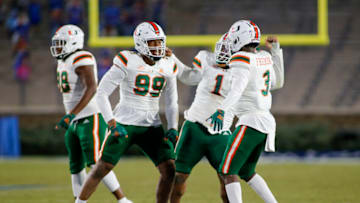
[164, 76, 179, 130]
[97, 65, 126, 123]
[173, 54, 203, 85]
[219, 63, 251, 112]
[270, 42, 284, 90]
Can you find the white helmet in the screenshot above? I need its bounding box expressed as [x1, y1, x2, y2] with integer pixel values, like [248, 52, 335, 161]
[214, 32, 231, 64]
[50, 24, 84, 59]
[133, 21, 166, 60]
[227, 20, 261, 53]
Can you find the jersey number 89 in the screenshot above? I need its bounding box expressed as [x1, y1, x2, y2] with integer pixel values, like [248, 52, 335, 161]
[133, 74, 165, 97]
[57, 71, 70, 93]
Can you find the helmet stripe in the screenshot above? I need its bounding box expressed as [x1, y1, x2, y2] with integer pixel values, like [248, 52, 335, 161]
[55, 26, 63, 33]
[223, 33, 228, 40]
[249, 21, 259, 40]
[147, 21, 160, 35]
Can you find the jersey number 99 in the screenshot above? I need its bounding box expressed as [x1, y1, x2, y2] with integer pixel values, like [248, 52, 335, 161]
[134, 74, 165, 97]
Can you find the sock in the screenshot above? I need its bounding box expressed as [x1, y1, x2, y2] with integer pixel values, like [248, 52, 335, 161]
[102, 170, 121, 192]
[225, 182, 242, 203]
[75, 197, 87, 203]
[90, 165, 121, 192]
[71, 169, 87, 197]
[247, 174, 277, 203]
[118, 197, 132, 203]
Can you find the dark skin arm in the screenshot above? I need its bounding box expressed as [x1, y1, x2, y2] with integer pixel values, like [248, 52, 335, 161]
[70, 65, 97, 115]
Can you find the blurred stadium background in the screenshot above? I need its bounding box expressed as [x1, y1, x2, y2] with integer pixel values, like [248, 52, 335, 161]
[1, 0, 359, 157]
[0, 0, 360, 202]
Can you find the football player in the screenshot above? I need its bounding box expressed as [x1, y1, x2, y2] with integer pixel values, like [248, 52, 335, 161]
[75, 21, 178, 203]
[51, 25, 132, 203]
[168, 33, 234, 203]
[209, 20, 284, 203]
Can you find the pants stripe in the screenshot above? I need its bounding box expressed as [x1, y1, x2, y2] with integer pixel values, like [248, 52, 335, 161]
[222, 126, 247, 174]
[174, 121, 186, 152]
[92, 114, 100, 162]
[99, 128, 111, 159]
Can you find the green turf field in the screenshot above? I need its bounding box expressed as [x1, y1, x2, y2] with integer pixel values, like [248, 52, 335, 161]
[0, 157, 359, 203]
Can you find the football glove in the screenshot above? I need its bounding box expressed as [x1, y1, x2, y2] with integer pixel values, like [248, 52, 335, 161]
[55, 113, 76, 130]
[164, 129, 178, 146]
[208, 109, 224, 132]
[109, 124, 128, 144]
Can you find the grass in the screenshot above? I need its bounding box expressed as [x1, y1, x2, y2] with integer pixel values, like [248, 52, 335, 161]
[0, 157, 359, 203]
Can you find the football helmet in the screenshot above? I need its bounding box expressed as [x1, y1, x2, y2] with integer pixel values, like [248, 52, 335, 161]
[214, 32, 231, 64]
[50, 24, 84, 59]
[133, 21, 166, 60]
[227, 20, 261, 53]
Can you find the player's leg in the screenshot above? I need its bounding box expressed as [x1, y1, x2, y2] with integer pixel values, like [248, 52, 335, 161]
[218, 126, 263, 203]
[171, 121, 207, 203]
[76, 121, 133, 202]
[205, 130, 231, 203]
[171, 172, 189, 203]
[217, 173, 229, 203]
[64, 123, 86, 199]
[137, 125, 176, 203]
[238, 138, 277, 203]
[97, 115, 132, 203]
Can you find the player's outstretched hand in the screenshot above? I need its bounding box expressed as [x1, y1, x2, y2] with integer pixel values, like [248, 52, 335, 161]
[265, 36, 279, 50]
[55, 113, 76, 130]
[165, 128, 178, 146]
[207, 109, 224, 132]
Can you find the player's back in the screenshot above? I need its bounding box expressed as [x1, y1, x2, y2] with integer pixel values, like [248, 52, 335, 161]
[230, 50, 274, 116]
[56, 50, 99, 120]
[184, 50, 233, 133]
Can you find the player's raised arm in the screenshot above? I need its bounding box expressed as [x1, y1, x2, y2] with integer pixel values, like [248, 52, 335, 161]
[97, 58, 127, 124]
[266, 36, 284, 90]
[169, 50, 203, 86]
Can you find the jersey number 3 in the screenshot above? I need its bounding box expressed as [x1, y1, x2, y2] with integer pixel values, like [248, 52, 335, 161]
[57, 71, 70, 93]
[261, 70, 270, 96]
[134, 74, 165, 97]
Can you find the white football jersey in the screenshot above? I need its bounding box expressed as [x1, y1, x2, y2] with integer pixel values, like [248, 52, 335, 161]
[220, 50, 277, 151]
[98, 51, 178, 128]
[178, 50, 234, 134]
[56, 50, 99, 121]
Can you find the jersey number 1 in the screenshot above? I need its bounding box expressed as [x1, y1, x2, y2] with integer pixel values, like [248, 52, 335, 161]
[211, 74, 224, 96]
[134, 74, 165, 97]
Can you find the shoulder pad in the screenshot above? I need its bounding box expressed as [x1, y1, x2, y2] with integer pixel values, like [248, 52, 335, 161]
[192, 50, 208, 69]
[229, 51, 251, 65]
[115, 51, 129, 67]
[72, 51, 93, 65]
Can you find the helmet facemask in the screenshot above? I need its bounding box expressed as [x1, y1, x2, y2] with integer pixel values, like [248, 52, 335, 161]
[50, 38, 67, 59]
[215, 38, 231, 64]
[145, 38, 166, 60]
